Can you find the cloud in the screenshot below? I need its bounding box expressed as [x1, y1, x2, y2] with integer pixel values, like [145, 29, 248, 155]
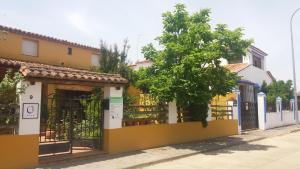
[66, 13, 91, 35]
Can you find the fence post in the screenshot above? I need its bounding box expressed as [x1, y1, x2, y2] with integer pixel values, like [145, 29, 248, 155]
[290, 99, 295, 120]
[18, 81, 42, 135]
[168, 100, 177, 124]
[233, 89, 242, 134]
[276, 97, 282, 122]
[103, 86, 123, 129]
[257, 92, 267, 130]
[207, 104, 212, 121]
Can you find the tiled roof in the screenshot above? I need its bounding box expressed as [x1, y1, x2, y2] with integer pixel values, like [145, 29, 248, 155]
[0, 58, 128, 84]
[0, 25, 99, 51]
[249, 45, 268, 56]
[130, 60, 152, 67]
[266, 71, 276, 82]
[225, 63, 250, 73]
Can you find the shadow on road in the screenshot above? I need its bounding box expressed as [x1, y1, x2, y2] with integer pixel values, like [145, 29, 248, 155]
[170, 136, 276, 155]
[41, 136, 276, 169]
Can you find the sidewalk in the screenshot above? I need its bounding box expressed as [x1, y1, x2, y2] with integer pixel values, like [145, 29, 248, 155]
[38, 124, 300, 169]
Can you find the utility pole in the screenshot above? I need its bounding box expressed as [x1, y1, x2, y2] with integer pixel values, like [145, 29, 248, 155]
[290, 8, 300, 123]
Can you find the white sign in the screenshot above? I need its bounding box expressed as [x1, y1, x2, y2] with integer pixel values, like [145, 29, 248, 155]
[22, 103, 39, 119]
[109, 97, 123, 119]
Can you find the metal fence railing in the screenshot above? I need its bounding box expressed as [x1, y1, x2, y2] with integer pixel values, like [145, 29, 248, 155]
[211, 105, 233, 120]
[177, 108, 192, 123]
[123, 105, 168, 126]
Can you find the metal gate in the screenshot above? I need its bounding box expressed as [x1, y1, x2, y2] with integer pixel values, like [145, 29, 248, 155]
[241, 101, 258, 130]
[39, 92, 103, 155]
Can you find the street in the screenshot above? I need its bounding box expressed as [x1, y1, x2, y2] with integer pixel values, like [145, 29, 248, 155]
[144, 131, 300, 169]
[44, 127, 300, 169]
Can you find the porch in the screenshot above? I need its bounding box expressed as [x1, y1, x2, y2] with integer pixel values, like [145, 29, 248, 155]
[0, 58, 127, 168]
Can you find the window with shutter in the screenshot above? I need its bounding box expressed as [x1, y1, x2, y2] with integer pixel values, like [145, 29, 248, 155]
[22, 39, 38, 56]
[91, 55, 100, 66]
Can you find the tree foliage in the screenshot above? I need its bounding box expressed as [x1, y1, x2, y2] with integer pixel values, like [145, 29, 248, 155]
[0, 69, 26, 126]
[96, 39, 136, 85]
[135, 4, 252, 126]
[262, 80, 293, 107]
[93, 39, 137, 106]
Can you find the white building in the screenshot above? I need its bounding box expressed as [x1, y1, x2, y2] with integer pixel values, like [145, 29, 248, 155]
[223, 45, 275, 86]
[132, 45, 275, 86]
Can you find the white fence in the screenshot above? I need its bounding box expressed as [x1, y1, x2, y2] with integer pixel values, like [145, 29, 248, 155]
[258, 92, 298, 130]
[265, 111, 297, 129]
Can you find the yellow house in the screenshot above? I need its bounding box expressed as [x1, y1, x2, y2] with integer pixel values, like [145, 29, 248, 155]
[0, 25, 128, 169]
[0, 25, 100, 70]
[0, 25, 238, 169]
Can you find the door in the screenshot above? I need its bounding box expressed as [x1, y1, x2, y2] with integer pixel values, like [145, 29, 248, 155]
[241, 101, 258, 130]
[239, 84, 259, 130]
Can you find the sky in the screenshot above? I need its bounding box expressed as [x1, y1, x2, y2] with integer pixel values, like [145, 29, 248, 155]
[1, 0, 300, 85]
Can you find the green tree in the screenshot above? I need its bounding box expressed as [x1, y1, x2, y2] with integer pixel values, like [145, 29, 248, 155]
[0, 69, 26, 128]
[264, 80, 293, 108]
[136, 4, 252, 126]
[94, 39, 137, 106]
[260, 81, 268, 94]
[96, 39, 135, 84]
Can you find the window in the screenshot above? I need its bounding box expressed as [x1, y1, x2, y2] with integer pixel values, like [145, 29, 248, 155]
[68, 47, 72, 55]
[22, 39, 38, 56]
[91, 55, 100, 66]
[253, 56, 262, 69]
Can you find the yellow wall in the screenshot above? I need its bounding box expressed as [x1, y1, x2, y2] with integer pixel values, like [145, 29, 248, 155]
[211, 93, 236, 106]
[103, 120, 238, 154]
[0, 134, 39, 169]
[127, 86, 157, 105]
[0, 32, 98, 70]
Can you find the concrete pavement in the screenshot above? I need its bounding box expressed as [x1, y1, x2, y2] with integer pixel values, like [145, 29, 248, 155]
[145, 130, 300, 169]
[39, 124, 300, 169]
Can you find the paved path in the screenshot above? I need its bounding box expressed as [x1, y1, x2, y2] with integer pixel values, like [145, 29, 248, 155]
[39, 125, 300, 169]
[145, 131, 300, 169]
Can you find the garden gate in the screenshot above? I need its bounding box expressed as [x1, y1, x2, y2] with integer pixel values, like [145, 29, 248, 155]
[241, 101, 258, 130]
[239, 84, 259, 130]
[39, 92, 103, 155]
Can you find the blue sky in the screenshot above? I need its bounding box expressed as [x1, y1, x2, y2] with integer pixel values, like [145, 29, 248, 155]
[1, 0, 300, 85]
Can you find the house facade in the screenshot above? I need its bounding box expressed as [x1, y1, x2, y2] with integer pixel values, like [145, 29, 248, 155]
[0, 25, 239, 169]
[0, 25, 128, 168]
[131, 45, 275, 130]
[223, 45, 274, 86]
[0, 25, 101, 70]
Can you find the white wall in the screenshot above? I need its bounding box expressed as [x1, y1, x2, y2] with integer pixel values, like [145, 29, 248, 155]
[104, 86, 123, 129]
[220, 58, 228, 66]
[18, 81, 42, 135]
[238, 65, 272, 86]
[132, 61, 152, 70]
[243, 52, 252, 64]
[265, 111, 297, 129]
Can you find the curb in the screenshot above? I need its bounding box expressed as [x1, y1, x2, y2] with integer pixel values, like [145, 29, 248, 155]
[37, 125, 300, 169]
[125, 126, 300, 169]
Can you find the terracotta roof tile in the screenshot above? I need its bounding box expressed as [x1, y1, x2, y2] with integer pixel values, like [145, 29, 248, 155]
[225, 63, 250, 73]
[0, 57, 128, 85]
[0, 25, 99, 51]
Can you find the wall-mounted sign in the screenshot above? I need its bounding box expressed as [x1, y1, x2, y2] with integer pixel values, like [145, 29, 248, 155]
[22, 103, 39, 119]
[109, 97, 123, 119]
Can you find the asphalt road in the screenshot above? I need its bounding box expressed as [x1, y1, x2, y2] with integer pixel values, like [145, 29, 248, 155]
[144, 131, 300, 169]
